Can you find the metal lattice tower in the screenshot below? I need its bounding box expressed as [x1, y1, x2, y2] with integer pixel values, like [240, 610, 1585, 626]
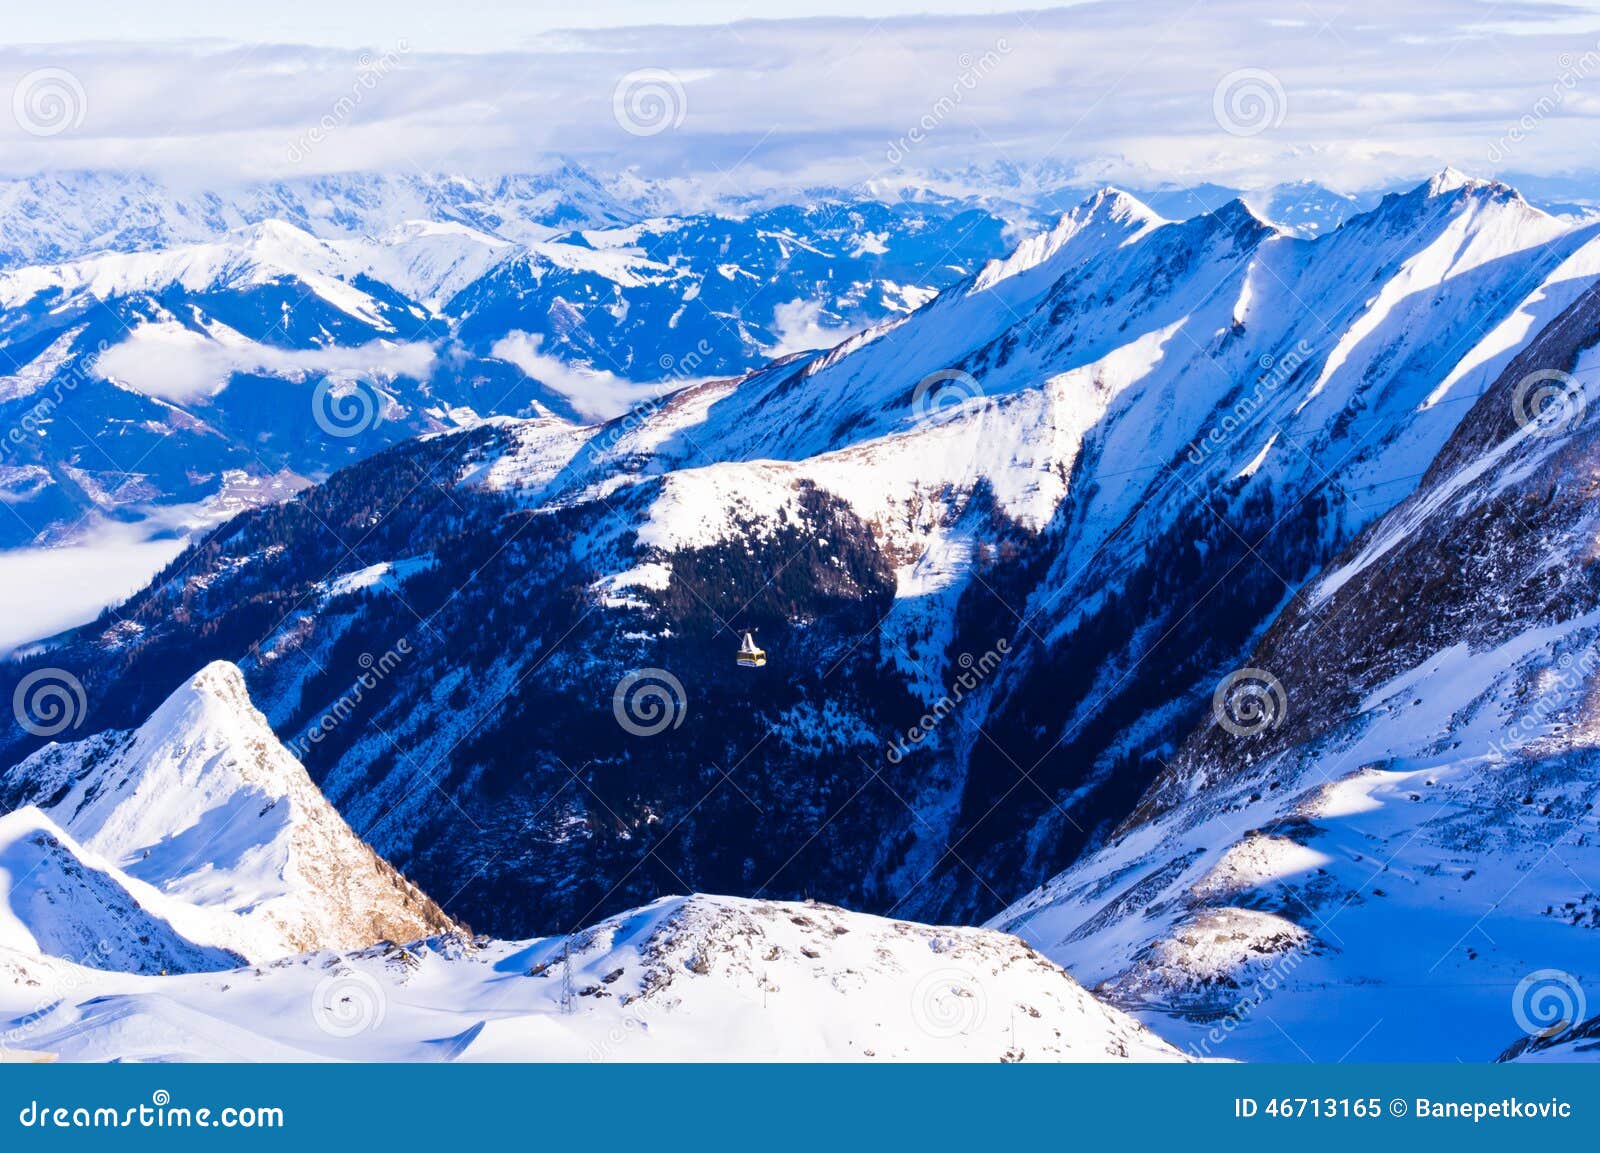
[560, 934, 574, 1015]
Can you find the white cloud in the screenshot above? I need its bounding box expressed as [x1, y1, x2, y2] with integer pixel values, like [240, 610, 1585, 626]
[93, 322, 436, 403]
[764, 299, 857, 358]
[0, 518, 186, 657]
[490, 330, 669, 421]
[0, 3, 1598, 193]
[7, 2, 1064, 52]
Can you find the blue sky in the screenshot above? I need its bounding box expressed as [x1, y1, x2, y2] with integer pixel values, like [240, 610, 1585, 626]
[7, 1, 1600, 192]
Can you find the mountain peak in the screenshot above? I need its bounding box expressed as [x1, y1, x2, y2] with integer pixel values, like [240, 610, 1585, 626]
[1080, 186, 1163, 228]
[1208, 195, 1273, 230]
[1346, 169, 1541, 236]
[183, 657, 253, 708]
[1417, 167, 1526, 205]
[130, 659, 304, 800]
[2, 662, 457, 961]
[967, 187, 1160, 295]
[1428, 166, 1476, 195]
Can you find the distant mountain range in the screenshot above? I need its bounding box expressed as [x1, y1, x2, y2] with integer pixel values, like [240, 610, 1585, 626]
[4, 161, 1587, 564]
[0, 166, 1020, 561]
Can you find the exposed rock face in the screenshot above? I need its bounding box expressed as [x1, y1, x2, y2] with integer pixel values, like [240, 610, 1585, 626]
[3, 662, 456, 961]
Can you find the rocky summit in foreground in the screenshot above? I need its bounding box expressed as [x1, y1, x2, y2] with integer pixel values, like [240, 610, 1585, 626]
[0, 665, 1181, 1063]
[1, 661, 456, 963]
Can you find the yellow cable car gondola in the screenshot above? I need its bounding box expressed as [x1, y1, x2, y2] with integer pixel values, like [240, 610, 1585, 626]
[736, 630, 767, 668]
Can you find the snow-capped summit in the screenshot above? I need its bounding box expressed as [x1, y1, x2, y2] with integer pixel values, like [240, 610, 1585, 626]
[2, 662, 455, 962]
[1365, 167, 1540, 233]
[968, 187, 1162, 296]
[1426, 165, 1502, 198]
[0, 660, 1192, 1062]
[0, 218, 400, 330]
[0, 665, 1192, 1063]
[360, 219, 515, 311]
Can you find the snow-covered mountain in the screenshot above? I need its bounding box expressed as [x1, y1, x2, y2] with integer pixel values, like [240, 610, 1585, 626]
[5, 892, 1184, 1062]
[0, 166, 644, 270]
[0, 806, 240, 976]
[0, 161, 1561, 564]
[988, 272, 1600, 1061]
[0, 665, 1181, 1063]
[0, 169, 1017, 564]
[1, 661, 455, 961]
[4, 173, 1597, 1073]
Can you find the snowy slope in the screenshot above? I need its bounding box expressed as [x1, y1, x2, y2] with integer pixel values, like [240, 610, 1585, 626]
[0, 170, 1013, 557]
[2, 662, 454, 962]
[10, 172, 1600, 950]
[507, 174, 1584, 592]
[0, 807, 239, 976]
[989, 280, 1600, 1061]
[447, 172, 1599, 922]
[0, 220, 404, 330]
[0, 668, 1185, 1062]
[2, 894, 1185, 1063]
